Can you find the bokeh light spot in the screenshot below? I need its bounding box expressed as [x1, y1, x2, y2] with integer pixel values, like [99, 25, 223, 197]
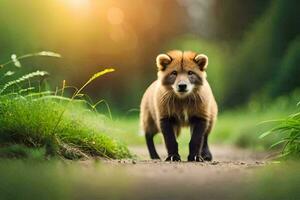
[107, 7, 124, 25]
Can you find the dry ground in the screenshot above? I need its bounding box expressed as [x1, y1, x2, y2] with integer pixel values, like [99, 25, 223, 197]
[76, 145, 271, 200]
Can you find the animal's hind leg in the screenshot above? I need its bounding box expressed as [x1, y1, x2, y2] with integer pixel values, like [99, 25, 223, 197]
[145, 132, 160, 159]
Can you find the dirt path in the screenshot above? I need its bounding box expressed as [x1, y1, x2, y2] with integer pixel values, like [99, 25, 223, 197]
[129, 144, 268, 162]
[117, 145, 269, 180]
[78, 145, 271, 199]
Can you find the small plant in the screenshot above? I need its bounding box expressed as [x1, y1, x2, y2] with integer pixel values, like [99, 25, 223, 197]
[260, 102, 300, 159]
[0, 70, 49, 94]
[0, 51, 61, 69]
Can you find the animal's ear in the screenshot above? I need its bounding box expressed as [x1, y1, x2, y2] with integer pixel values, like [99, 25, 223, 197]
[194, 54, 208, 71]
[156, 54, 172, 71]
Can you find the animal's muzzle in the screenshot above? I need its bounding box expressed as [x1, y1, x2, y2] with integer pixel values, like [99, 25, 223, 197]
[177, 82, 187, 93]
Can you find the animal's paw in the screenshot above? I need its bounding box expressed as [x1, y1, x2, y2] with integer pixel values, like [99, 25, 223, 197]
[201, 148, 213, 161]
[151, 157, 161, 160]
[165, 154, 181, 162]
[187, 155, 204, 162]
[150, 155, 161, 160]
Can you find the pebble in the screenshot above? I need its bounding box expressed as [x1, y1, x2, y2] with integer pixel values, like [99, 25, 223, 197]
[211, 161, 219, 165]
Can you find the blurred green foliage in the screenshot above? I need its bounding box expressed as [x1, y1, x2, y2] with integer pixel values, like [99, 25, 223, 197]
[270, 36, 300, 96]
[222, 0, 300, 107]
[212, 0, 271, 40]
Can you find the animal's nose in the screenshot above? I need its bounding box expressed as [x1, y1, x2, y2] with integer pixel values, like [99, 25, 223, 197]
[178, 83, 187, 92]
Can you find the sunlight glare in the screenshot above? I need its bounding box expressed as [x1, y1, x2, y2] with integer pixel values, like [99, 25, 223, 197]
[107, 7, 124, 25]
[64, 0, 90, 9]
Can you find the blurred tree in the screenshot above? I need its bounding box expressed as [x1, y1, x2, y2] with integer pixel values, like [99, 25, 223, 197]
[269, 36, 300, 96]
[178, 0, 270, 41]
[211, 0, 271, 40]
[223, 0, 300, 108]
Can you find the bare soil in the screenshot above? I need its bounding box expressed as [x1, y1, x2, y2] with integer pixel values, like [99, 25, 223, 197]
[113, 145, 269, 179]
[77, 145, 271, 200]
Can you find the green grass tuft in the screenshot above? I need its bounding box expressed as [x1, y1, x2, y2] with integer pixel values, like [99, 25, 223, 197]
[260, 105, 300, 159]
[0, 96, 132, 159]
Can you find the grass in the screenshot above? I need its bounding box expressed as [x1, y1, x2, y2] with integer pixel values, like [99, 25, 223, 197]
[260, 106, 300, 159]
[0, 52, 132, 160]
[0, 93, 131, 160]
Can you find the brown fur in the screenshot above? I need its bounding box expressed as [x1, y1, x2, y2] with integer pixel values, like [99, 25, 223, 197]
[140, 50, 218, 160]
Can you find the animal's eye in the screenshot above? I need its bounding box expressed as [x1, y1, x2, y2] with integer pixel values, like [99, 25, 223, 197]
[171, 71, 177, 76]
[188, 71, 193, 75]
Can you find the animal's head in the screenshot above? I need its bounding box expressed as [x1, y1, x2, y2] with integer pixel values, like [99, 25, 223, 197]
[156, 50, 208, 98]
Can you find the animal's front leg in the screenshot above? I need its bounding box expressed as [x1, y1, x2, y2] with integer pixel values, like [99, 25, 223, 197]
[160, 117, 181, 161]
[188, 117, 208, 162]
[201, 133, 212, 161]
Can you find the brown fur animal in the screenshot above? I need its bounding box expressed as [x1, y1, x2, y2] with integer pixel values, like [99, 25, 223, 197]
[140, 50, 218, 161]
